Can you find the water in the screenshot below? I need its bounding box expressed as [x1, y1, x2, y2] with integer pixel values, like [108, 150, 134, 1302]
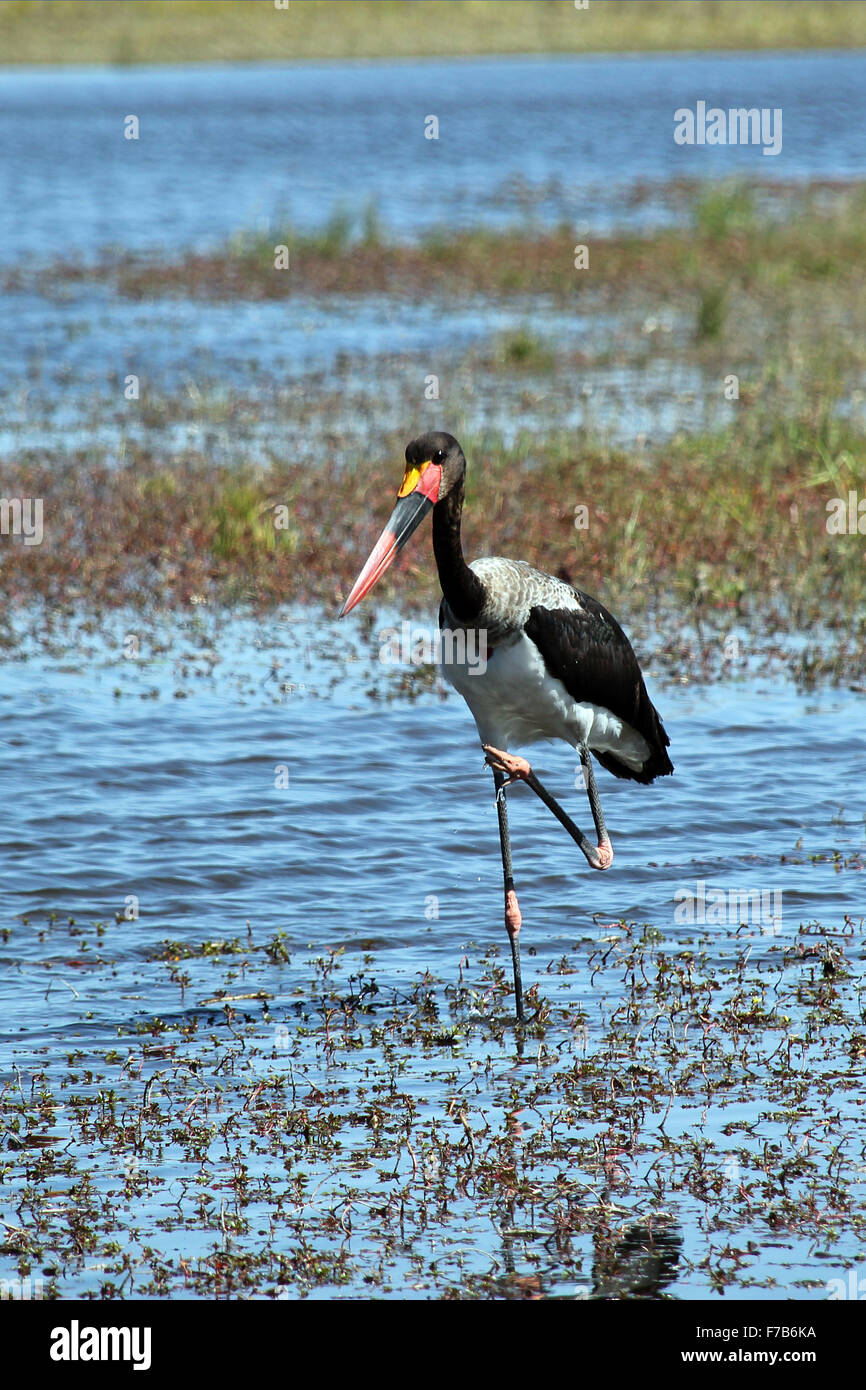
[1, 51, 865, 1301]
[5, 623, 863, 984]
[0, 287, 725, 461]
[1, 52, 863, 458]
[0, 52, 864, 264]
[1, 618, 864, 1298]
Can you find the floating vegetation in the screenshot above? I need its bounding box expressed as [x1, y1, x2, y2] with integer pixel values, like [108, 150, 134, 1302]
[2, 907, 863, 1298]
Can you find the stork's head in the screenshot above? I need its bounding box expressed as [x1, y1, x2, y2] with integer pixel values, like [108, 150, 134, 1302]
[338, 432, 465, 617]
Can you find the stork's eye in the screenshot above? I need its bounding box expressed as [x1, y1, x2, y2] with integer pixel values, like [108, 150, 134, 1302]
[433, 449, 446, 464]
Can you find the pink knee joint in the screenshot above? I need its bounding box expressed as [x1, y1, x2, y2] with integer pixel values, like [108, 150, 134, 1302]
[505, 888, 522, 938]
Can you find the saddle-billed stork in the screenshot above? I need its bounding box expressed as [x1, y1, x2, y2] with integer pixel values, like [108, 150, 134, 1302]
[339, 431, 673, 1023]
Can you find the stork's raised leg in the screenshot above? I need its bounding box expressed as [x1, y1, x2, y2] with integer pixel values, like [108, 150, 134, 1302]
[579, 742, 613, 869]
[492, 766, 525, 1024]
[484, 744, 613, 872]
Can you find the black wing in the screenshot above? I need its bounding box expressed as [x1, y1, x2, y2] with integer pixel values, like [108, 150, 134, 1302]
[524, 590, 673, 784]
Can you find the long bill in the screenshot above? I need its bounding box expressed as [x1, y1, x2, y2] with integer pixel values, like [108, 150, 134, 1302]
[338, 461, 442, 618]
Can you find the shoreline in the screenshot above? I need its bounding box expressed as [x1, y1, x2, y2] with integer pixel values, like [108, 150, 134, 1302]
[1, 2, 865, 67]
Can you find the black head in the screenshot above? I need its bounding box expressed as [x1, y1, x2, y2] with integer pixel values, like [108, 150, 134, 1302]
[338, 430, 466, 618]
[405, 431, 466, 498]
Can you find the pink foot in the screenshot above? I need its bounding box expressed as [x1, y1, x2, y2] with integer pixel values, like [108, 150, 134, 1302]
[483, 744, 532, 782]
[590, 839, 614, 871]
[504, 888, 522, 938]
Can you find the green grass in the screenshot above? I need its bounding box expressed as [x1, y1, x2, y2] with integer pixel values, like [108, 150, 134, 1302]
[210, 480, 277, 561]
[97, 182, 866, 310]
[226, 200, 382, 266]
[497, 328, 555, 369]
[696, 284, 726, 340]
[0, 0, 864, 65]
[210, 476, 300, 561]
[693, 183, 757, 239]
[4, 393, 864, 683]
[4, 181, 866, 684]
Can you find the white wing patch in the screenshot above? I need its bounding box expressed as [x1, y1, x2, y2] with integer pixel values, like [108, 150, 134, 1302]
[441, 627, 650, 767]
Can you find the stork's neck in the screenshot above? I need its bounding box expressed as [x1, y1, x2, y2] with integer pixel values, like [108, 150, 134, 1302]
[432, 480, 486, 621]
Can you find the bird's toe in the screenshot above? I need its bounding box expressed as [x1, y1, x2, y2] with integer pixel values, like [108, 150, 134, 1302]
[589, 839, 614, 871]
[483, 744, 532, 780]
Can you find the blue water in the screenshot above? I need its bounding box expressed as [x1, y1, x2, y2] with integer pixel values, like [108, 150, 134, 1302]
[5, 624, 862, 962]
[1, 618, 864, 1298]
[1, 51, 863, 459]
[4, 621, 863, 971]
[1, 51, 865, 1301]
[0, 52, 863, 264]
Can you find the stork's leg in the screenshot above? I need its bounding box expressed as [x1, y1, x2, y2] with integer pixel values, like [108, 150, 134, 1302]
[579, 743, 614, 869]
[484, 745, 612, 872]
[492, 766, 525, 1024]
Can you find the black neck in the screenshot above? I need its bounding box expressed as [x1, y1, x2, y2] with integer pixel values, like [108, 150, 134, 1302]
[432, 480, 486, 621]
